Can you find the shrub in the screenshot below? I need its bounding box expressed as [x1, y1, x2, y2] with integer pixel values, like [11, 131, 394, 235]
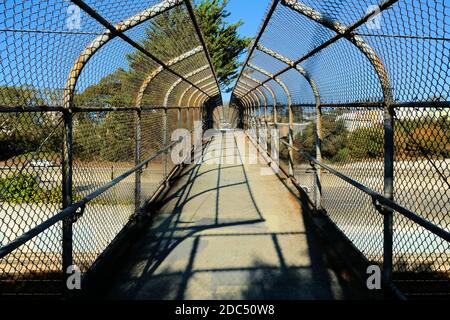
[348, 126, 384, 159]
[0, 173, 40, 202]
[0, 173, 62, 203]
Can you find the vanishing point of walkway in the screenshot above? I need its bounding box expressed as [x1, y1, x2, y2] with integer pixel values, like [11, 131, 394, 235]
[102, 131, 352, 299]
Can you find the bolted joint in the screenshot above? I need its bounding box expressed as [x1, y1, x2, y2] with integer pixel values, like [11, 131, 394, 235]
[69, 204, 86, 223]
[372, 197, 391, 216]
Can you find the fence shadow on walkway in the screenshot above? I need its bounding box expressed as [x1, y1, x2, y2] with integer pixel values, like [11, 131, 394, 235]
[94, 133, 353, 299]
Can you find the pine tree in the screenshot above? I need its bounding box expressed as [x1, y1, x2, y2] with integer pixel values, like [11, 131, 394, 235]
[196, 0, 251, 89]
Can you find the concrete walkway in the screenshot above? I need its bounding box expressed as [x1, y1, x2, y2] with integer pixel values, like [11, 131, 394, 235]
[103, 131, 350, 299]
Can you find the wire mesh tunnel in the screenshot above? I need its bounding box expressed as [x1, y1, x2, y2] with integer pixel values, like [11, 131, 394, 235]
[0, 0, 449, 299]
[0, 0, 221, 295]
[231, 0, 449, 298]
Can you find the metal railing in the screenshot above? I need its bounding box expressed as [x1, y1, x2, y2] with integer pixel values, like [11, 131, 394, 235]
[0, 0, 220, 295]
[231, 0, 449, 298]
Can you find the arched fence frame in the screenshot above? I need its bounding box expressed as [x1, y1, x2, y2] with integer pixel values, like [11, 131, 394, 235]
[231, 0, 450, 297]
[0, 0, 221, 294]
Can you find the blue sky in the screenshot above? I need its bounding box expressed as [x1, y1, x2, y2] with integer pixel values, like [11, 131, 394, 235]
[222, 0, 271, 101]
[2, 1, 447, 106]
[0, 0, 269, 102]
[224, 0, 270, 38]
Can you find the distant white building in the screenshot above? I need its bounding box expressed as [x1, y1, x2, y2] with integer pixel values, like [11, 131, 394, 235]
[336, 110, 383, 131]
[336, 108, 448, 131]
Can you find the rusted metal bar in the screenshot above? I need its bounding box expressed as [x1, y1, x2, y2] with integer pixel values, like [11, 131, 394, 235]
[134, 108, 142, 215]
[137, 46, 203, 107]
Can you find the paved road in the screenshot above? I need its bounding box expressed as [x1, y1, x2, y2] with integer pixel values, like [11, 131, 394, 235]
[102, 131, 351, 300]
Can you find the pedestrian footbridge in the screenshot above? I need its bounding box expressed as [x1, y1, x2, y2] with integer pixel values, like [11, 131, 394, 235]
[0, 0, 448, 299]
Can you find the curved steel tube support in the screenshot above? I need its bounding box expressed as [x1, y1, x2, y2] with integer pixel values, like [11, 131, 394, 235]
[256, 43, 322, 206]
[238, 82, 267, 131]
[242, 74, 277, 132]
[248, 63, 293, 174]
[137, 46, 203, 107]
[281, 0, 393, 106]
[178, 75, 213, 106]
[188, 90, 203, 108]
[163, 65, 210, 107]
[189, 81, 216, 107]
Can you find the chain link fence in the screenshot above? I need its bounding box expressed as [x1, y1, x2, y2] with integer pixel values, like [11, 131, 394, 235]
[232, 0, 449, 298]
[0, 0, 220, 296]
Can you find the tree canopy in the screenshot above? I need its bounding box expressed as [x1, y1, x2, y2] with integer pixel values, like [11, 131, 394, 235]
[196, 0, 251, 89]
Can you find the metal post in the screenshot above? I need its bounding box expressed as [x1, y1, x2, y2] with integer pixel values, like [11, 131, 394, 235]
[253, 105, 256, 130]
[187, 107, 191, 132]
[248, 105, 252, 129]
[273, 101, 277, 130]
[255, 104, 258, 132]
[196, 106, 199, 125]
[250, 105, 253, 130]
[251, 105, 254, 130]
[264, 101, 268, 129]
[264, 102, 269, 150]
[279, 0, 396, 282]
[253, 104, 257, 130]
[315, 104, 322, 209]
[257, 104, 261, 145]
[163, 107, 168, 178]
[245, 106, 248, 130]
[288, 101, 294, 177]
[134, 108, 142, 213]
[383, 105, 394, 283]
[246, 107, 249, 130]
[62, 110, 73, 276]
